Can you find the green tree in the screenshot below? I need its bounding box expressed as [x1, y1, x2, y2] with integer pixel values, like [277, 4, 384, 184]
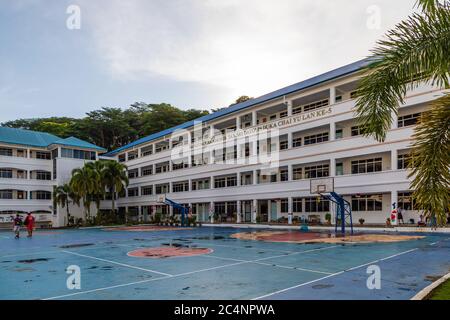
[101, 160, 129, 215]
[70, 166, 98, 221]
[355, 0, 450, 224]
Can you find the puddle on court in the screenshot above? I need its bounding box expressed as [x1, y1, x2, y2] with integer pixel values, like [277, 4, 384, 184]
[312, 284, 334, 289]
[17, 258, 52, 264]
[424, 275, 441, 282]
[59, 243, 94, 248]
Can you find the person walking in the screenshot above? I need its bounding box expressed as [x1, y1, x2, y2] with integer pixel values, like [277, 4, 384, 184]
[397, 207, 404, 225]
[13, 214, 22, 239]
[24, 213, 35, 238]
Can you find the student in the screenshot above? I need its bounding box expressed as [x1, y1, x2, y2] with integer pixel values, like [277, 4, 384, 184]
[418, 214, 426, 227]
[13, 214, 22, 239]
[24, 213, 35, 238]
[430, 215, 437, 231]
[397, 207, 404, 225]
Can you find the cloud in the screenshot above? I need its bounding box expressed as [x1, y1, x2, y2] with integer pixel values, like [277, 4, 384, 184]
[80, 0, 414, 99]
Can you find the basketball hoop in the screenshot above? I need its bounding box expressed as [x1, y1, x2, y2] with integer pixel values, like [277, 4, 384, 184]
[156, 194, 166, 204]
[310, 177, 334, 195]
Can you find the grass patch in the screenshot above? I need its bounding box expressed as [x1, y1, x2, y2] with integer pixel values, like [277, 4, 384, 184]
[428, 279, 450, 300]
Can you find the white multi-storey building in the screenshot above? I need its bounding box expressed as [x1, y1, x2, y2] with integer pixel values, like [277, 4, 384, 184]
[0, 127, 105, 228]
[104, 59, 445, 226]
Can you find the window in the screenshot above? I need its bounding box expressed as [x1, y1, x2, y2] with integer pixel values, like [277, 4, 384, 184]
[293, 106, 302, 114]
[127, 188, 139, 197]
[128, 169, 139, 179]
[127, 151, 138, 161]
[398, 113, 421, 128]
[141, 186, 153, 196]
[0, 169, 12, 178]
[270, 115, 277, 121]
[0, 148, 13, 156]
[241, 174, 253, 185]
[280, 140, 288, 150]
[35, 151, 51, 160]
[351, 158, 382, 174]
[227, 176, 237, 187]
[17, 149, 26, 157]
[192, 179, 210, 190]
[335, 95, 342, 103]
[155, 163, 169, 174]
[305, 197, 329, 212]
[351, 194, 383, 211]
[293, 198, 302, 212]
[141, 145, 153, 157]
[172, 162, 188, 170]
[280, 111, 288, 118]
[304, 132, 329, 145]
[303, 99, 329, 112]
[304, 164, 329, 179]
[293, 167, 302, 180]
[281, 199, 288, 213]
[36, 171, 51, 180]
[351, 125, 368, 137]
[172, 181, 189, 193]
[335, 129, 343, 139]
[398, 154, 412, 170]
[118, 154, 126, 162]
[292, 137, 302, 147]
[34, 191, 51, 200]
[336, 163, 344, 176]
[214, 177, 226, 188]
[0, 190, 13, 199]
[280, 169, 288, 182]
[61, 148, 95, 160]
[141, 165, 153, 176]
[350, 91, 358, 99]
[398, 192, 416, 210]
[155, 184, 169, 194]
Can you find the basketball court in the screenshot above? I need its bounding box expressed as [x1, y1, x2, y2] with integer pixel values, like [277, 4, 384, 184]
[0, 225, 449, 300]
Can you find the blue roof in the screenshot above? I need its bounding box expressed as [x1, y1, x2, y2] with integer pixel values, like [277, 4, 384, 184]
[105, 58, 371, 156]
[0, 126, 106, 151]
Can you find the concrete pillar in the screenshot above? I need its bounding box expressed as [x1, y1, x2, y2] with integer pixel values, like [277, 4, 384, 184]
[288, 132, 293, 149]
[253, 170, 258, 185]
[252, 199, 257, 223]
[330, 87, 336, 105]
[210, 176, 215, 189]
[288, 197, 293, 224]
[287, 100, 293, 117]
[391, 149, 398, 171]
[252, 110, 257, 126]
[209, 201, 215, 223]
[391, 110, 398, 129]
[330, 158, 336, 177]
[236, 173, 241, 186]
[236, 116, 241, 130]
[237, 200, 241, 223]
[289, 164, 294, 181]
[330, 122, 336, 141]
[267, 199, 271, 223]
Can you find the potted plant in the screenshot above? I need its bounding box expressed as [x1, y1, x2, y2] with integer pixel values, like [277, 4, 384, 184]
[359, 218, 365, 225]
[325, 213, 332, 225]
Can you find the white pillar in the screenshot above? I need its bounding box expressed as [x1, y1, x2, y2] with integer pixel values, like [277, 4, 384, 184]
[330, 158, 336, 177]
[237, 200, 241, 223]
[252, 199, 257, 223]
[330, 122, 336, 141]
[236, 116, 241, 130]
[252, 110, 257, 126]
[391, 110, 398, 129]
[236, 173, 241, 186]
[289, 164, 294, 181]
[287, 100, 293, 117]
[253, 170, 258, 185]
[209, 201, 214, 223]
[288, 132, 293, 149]
[288, 197, 293, 224]
[210, 176, 215, 189]
[330, 87, 336, 105]
[391, 149, 398, 171]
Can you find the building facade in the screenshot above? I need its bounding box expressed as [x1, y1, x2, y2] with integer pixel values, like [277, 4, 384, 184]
[104, 59, 445, 225]
[0, 127, 105, 228]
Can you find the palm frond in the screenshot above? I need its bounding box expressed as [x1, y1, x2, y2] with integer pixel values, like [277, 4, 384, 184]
[355, 6, 450, 141]
[408, 94, 450, 225]
[415, 0, 449, 13]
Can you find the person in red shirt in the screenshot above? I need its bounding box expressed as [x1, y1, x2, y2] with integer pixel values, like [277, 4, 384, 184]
[24, 213, 35, 238]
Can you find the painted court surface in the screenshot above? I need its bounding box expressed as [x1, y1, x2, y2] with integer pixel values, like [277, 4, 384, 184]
[0, 226, 449, 300]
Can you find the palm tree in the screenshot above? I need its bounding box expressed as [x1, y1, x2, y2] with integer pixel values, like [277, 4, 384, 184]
[355, 0, 449, 225]
[53, 184, 73, 226]
[85, 160, 107, 212]
[101, 160, 129, 215]
[70, 166, 97, 221]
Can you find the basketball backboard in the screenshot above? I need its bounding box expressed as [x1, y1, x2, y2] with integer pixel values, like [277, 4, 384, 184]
[156, 194, 166, 204]
[310, 177, 334, 194]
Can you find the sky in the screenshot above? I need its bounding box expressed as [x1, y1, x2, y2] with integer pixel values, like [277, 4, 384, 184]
[0, 0, 417, 123]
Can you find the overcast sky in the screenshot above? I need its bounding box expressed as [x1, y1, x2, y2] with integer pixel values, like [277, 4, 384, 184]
[0, 0, 417, 122]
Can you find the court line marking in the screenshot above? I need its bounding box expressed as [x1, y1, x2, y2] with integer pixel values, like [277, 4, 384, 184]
[42, 248, 338, 300]
[252, 247, 419, 300]
[61, 250, 173, 277]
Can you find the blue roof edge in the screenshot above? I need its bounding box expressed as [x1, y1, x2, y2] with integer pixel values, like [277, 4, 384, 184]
[104, 58, 370, 156]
